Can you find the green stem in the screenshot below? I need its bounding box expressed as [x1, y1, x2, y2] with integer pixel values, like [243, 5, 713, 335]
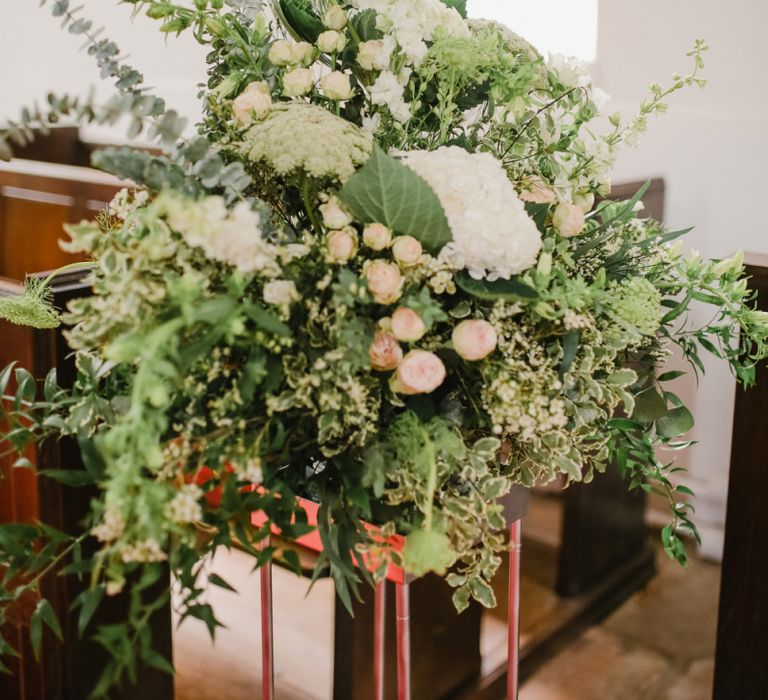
[40, 261, 96, 288]
[301, 176, 324, 234]
[420, 425, 438, 531]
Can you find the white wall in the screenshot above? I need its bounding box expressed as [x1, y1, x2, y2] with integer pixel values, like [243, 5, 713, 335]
[0, 1, 206, 142]
[594, 0, 768, 558]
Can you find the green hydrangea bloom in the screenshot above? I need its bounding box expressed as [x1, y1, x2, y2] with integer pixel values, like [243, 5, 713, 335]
[244, 103, 373, 183]
[0, 278, 60, 329]
[608, 277, 664, 337]
[467, 19, 542, 61]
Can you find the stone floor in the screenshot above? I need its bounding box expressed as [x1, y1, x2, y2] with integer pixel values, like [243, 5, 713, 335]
[173, 543, 720, 700]
[520, 552, 719, 700]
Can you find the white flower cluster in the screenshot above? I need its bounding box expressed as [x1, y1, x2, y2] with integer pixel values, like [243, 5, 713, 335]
[91, 504, 126, 543]
[161, 195, 279, 275]
[108, 188, 149, 220]
[401, 147, 542, 280]
[351, 0, 469, 67]
[120, 538, 167, 564]
[233, 457, 264, 484]
[370, 70, 412, 123]
[165, 484, 204, 524]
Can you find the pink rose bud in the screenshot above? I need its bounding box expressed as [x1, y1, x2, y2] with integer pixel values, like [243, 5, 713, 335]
[319, 197, 353, 229]
[327, 227, 358, 263]
[394, 350, 447, 395]
[363, 223, 392, 251]
[391, 307, 427, 342]
[370, 331, 403, 371]
[233, 81, 272, 124]
[553, 203, 586, 238]
[392, 236, 423, 266]
[452, 319, 498, 361]
[519, 177, 556, 204]
[365, 260, 404, 304]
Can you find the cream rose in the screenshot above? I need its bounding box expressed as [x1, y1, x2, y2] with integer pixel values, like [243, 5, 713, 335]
[283, 68, 314, 97]
[573, 191, 596, 213]
[519, 178, 556, 205]
[391, 307, 427, 343]
[263, 279, 299, 306]
[323, 4, 348, 31]
[370, 331, 403, 372]
[321, 71, 355, 101]
[391, 236, 423, 266]
[269, 40, 296, 66]
[319, 197, 353, 229]
[363, 223, 392, 251]
[317, 30, 346, 54]
[233, 82, 272, 124]
[292, 42, 315, 67]
[553, 203, 586, 238]
[327, 227, 358, 263]
[365, 261, 404, 304]
[452, 320, 498, 361]
[394, 351, 447, 395]
[357, 39, 392, 71]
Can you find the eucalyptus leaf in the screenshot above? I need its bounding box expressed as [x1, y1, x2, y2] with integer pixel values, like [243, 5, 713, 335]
[632, 388, 668, 422]
[656, 406, 694, 438]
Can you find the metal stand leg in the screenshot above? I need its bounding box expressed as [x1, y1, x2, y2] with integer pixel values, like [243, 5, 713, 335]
[507, 520, 522, 700]
[374, 580, 387, 700]
[260, 538, 275, 700]
[395, 581, 411, 700]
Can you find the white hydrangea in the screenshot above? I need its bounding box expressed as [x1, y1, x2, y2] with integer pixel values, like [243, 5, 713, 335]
[350, 0, 470, 67]
[369, 70, 411, 123]
[401, 147, 542, 280]
[162, 195, 280, 276]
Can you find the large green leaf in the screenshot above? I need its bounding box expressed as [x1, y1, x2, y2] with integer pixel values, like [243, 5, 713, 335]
[455, 271, 539, 301]
[349, 9, 382, 42]
[276, 0, 324, 43]
[338, 147, 452, 254]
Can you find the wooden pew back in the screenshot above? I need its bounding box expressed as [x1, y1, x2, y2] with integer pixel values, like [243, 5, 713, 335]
[0, 159, 122, 281]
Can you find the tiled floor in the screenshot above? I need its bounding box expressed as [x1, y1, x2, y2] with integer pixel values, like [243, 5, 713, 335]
[519, 551, 719, 700]
[174, 545, 719, 700]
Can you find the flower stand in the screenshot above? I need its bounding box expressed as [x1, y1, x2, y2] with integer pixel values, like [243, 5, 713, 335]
[251, 487, 529, 699]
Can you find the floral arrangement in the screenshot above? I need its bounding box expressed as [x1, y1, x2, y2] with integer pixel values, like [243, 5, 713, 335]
[1, 0, 766, 693]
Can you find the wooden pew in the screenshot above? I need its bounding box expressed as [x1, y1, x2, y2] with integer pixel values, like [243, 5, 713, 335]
[713, 255, 768, 699]
[0, 160, 174, 700]
[0, 159, 121, 279]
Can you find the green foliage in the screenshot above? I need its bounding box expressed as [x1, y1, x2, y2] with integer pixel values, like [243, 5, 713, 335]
[339, 147, 452, 253]
[404, 529, 455, 577]
[455, 271, 539, 301]
[274, 0, 325, 43]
